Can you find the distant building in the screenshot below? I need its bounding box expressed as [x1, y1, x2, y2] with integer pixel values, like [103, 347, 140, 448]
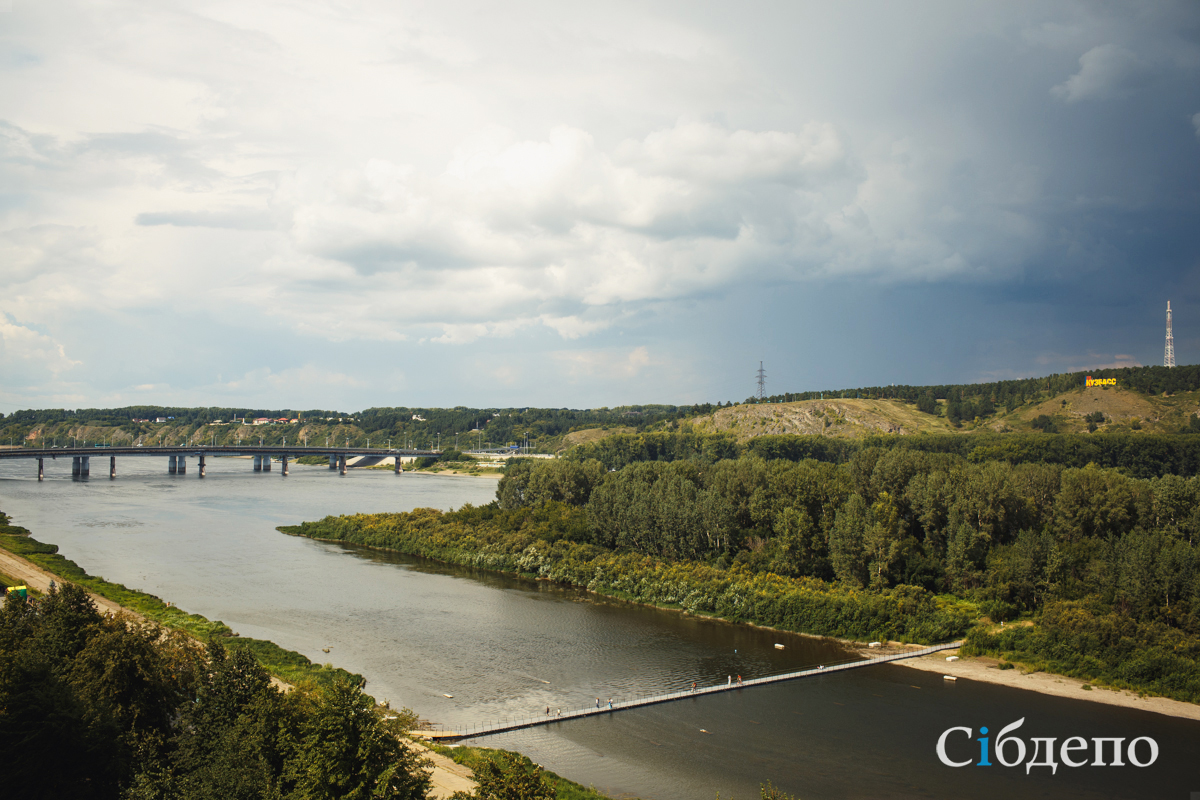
[154, 417, 167, 423]
[412, 414, 426, 422]
[254, 418, 270, 425]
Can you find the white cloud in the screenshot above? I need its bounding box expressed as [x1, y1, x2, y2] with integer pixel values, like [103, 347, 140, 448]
[1052, 44, 1145, 102]
[0, 1, 1195, 409]
[552, 346, 653, 381]
[0, 315, 80, 374]
[617, 120, 846, 184]
[216, 365, 366, 395]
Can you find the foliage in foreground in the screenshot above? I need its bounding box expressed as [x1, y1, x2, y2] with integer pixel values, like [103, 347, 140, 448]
[0, 584, 429, 799]
[0, 516, 359, 688]
[437, 746, 618, 800]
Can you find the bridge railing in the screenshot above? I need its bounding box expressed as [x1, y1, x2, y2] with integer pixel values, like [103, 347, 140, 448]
[418, 641, 963, 738]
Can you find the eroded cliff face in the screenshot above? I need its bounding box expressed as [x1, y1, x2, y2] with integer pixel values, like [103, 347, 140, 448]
[690, 399, 958, 441]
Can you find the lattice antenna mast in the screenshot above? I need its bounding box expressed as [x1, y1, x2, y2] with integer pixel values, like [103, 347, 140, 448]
[1165, 301, 1176, 368]
[756, 361, 767, 400]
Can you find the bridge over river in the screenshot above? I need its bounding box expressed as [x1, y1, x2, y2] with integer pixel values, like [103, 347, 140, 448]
[0, 445, 441, 480]
[414, 642, 964, 740]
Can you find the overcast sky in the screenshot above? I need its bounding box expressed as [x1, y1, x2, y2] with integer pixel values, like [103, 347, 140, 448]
[1, 1, 1198, 411]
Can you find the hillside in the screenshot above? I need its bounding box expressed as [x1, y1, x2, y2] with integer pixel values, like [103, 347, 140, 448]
[997, 384, 1200, 434]
[684, 386, 1200, 443]
[690, 399, 959, 441]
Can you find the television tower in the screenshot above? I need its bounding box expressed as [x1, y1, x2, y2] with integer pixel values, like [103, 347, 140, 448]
[1165, 301, 1176, 368]
[756, 361, 767, 400]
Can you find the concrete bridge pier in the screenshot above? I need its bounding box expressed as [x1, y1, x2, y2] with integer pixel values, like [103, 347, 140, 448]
[394, 457, 402, 475]
[329, 455, 337, 470]
[169, 455, 177, 474]
[72, 456, 80, 477]
[253, 455, 262, 472]
[262, 456, 271, 472]
[339, 454, 347, 475]
[37, 458, 43, 481]
[109, 455, 116, 479]
[177, 456, 185, 475]
[199, 455, 206, 478]
[80, 456, 89, 478]
[281, 454, 288, 476]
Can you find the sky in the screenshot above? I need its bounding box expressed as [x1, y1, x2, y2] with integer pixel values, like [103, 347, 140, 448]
[1, 1, 1199, 412]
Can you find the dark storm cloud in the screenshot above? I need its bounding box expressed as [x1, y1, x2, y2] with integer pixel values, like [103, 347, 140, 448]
[0, 0, 1197, 408]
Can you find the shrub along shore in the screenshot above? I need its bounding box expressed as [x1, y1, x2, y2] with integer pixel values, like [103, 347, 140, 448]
[279, 504, 973, 644]
[0, 510, 360, 688]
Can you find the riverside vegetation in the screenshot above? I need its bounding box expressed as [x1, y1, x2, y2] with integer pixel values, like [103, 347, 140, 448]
[284, 432, 1200, 704]
[0, 511, 359, 688]
[0, 582, 431, 799]
[0, 513, 602, 799]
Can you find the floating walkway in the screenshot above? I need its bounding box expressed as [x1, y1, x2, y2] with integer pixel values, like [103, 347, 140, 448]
[414, 641, 963, 740]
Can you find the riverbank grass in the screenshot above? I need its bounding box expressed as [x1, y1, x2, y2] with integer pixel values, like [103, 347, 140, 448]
[0, 518, 360, 688]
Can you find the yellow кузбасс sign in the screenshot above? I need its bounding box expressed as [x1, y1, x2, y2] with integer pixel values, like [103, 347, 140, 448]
[1086, 376, 1117, 387]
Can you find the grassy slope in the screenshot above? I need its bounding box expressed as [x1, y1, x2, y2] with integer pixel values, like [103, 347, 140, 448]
[678, 386, 1200, 443]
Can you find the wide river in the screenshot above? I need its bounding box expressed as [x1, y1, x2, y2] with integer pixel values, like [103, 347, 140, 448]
[1, 454, 1198, 798]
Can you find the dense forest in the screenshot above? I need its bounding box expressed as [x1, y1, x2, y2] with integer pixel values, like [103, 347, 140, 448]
[289, 433, 1200, 703]
[569, 431, 1200, 479]
[0, 584, 431, 799]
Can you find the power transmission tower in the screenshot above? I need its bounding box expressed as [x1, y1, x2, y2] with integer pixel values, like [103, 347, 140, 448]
[1165, 301, 1176, 368]
[756, 361, 767, 400]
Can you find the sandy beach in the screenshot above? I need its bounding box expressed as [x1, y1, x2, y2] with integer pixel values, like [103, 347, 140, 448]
[894, 647, 1200, 722]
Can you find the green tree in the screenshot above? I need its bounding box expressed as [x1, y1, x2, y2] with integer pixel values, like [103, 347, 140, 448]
[290, 679, 430, 800]
[451, 752, 555, 800]
[830, 494, 868, 587]
[863, 492, 903, 587]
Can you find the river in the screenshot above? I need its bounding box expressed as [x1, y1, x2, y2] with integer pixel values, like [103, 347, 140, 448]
[1, 454, 1197, 799]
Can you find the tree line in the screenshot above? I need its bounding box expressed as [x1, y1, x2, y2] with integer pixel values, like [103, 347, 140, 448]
[568, 430, 1200, 479]
[753, 363, 1200, 408]
[0, 404, 700, 452]
[290, 438, 1200, 701]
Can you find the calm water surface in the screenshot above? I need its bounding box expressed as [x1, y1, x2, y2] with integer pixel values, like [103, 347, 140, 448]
[1, 455, 1197, 799]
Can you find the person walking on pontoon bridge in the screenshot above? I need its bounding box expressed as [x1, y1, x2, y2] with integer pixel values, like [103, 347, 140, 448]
[596, 698, 600, 708]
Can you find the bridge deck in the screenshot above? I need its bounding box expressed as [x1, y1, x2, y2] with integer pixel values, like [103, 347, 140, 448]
[0, 446, 439, 459]
[413, 641, 963, 740]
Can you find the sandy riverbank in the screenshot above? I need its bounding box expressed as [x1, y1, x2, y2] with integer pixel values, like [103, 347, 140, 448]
[894, 647, 1200, 722]
[0, 546, 133, 618]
